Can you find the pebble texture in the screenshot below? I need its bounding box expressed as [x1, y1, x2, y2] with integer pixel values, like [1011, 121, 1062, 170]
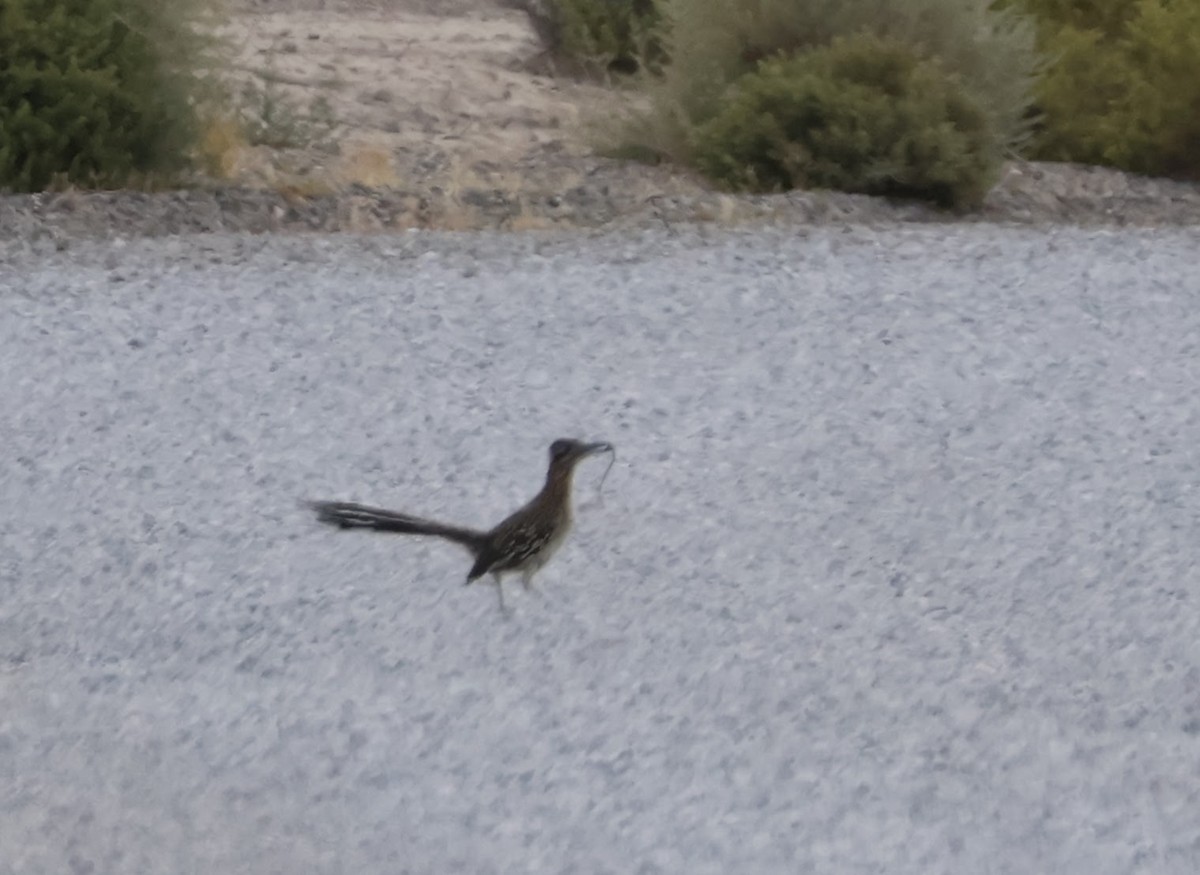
[2, 225, 1199, 874]
[2, 162, 1199, 240]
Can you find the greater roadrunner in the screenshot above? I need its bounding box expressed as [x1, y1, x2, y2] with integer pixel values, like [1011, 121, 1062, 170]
[309, 438, 614, 611]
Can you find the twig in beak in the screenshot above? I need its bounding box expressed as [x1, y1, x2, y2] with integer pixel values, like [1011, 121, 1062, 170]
[595, 444, 615, 501]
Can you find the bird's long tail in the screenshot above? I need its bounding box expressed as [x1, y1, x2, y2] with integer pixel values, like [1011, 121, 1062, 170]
[308, 501, 486, 553]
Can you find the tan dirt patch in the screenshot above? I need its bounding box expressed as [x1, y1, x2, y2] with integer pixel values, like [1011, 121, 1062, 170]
[213, 3, 664, 196]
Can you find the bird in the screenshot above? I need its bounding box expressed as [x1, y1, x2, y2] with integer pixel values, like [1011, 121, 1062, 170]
[308, 438, 614, 612]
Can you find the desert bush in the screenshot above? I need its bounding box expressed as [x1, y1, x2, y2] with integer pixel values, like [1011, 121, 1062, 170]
[690, 34, 997, 207]
[195, 81, 342, 183]
[522, 0, 665, 74]
[611, 0, 1039, 181]
[996, 0, 1137, 37]
[1003, 0, 1200, 179]
[235, 80, 339, 151]
[0, 0, 221, 192]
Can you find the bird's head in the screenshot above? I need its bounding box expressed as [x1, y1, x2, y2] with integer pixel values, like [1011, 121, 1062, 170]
[545, 439, 616, 497]
[549, 438, 613, 467]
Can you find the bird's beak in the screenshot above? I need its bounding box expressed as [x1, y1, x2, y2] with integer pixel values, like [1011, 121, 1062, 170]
[581, 441, 614, 457]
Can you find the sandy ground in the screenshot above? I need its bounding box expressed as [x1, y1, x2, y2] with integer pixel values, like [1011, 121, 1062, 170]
[217, 0, 654, 196]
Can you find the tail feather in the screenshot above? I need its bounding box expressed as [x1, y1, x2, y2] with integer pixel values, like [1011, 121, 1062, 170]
[307, 501, 485, 553]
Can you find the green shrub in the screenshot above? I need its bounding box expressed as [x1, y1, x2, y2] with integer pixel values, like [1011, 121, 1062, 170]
[996, 0, 1138, 38]
[690, 34, 997, 207]
[1005, 0, 1200, 179]
[235, 79, 339, 151]
[0, 0, 217, 192]
[613, 0, 1039, 168]
[537, 0, 665, 74]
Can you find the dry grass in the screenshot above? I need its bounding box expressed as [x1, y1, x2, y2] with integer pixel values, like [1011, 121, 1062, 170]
[336, 143, 400, 187]
[197, 113, 250, 180]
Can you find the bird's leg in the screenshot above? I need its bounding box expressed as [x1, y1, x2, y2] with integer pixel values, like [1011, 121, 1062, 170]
[492, 572, 510, 615]
[521, 569, 544, 599]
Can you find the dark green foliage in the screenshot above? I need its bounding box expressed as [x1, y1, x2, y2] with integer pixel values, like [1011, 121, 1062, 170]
[0, 0, 212, 192]
[605, 0, 1039, 205]
[542, 0, 665, 74]
[661, 0, 1036, 146]
[690, 35, 998, 208]
[995, 0, 1137, 37]
[1002, 0, 1200, 179]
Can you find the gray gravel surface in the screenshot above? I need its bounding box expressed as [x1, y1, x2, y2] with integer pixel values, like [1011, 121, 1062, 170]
[2, 225, 1200, 874]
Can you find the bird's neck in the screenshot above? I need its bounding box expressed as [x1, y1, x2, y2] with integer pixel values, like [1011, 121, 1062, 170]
[539, 464, 576, 511]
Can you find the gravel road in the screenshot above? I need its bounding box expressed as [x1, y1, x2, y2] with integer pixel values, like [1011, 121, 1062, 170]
[3, 224, 1199, 874]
